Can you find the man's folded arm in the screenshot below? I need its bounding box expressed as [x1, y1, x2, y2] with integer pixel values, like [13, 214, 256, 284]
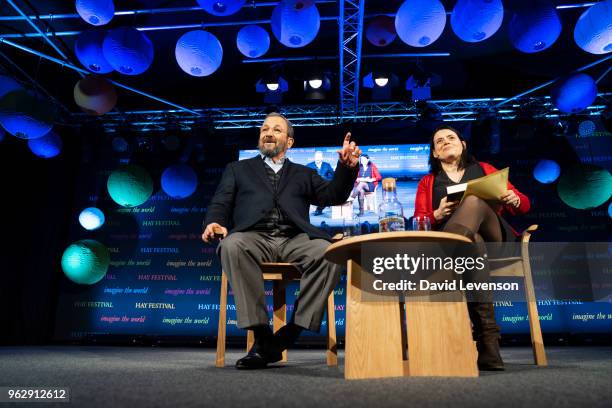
[310, 160, 358, 207]
[203, 163, 237, 229]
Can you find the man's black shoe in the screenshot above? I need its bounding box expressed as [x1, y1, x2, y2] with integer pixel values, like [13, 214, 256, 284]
[235, 347, 282, 370]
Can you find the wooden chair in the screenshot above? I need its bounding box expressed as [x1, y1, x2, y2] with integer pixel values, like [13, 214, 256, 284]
[489, 224, 547, 366]
[215, 262, 338, 368]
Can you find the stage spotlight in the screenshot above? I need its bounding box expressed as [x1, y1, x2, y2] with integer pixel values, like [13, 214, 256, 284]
[256, 76, 288, 104]
[308, 79, 323, 89]
[363, 72, 397, 100]
[304, 74, 331, 100]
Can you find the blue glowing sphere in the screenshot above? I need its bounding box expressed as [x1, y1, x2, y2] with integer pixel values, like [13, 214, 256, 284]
[0, 75, 22, 98]
[175, 30, 223, 77]
[285, 0, 315, 10]
[574, 0, 612, 55]
[508, 2, 561, 53]
[197, 0, 245, 16]
[578, 120, 596, 137]
[28, 130, 62, 158]
[0, 90, 55, 140]
[61, 239, 110, 285]
[366, 16, 397, 47]
[75, 29, 114, 73]
[103, 27, 154, 75]
[451, 0, 503, 43]
[107, 164, 154, 207]
[111, 136, 129, 152]
[609, 201, 612, 218]
[271, 2, 320, 48]
[79, 207, 106, 230]
[76, 0, 115, 26]
[161, 163, 198, 199]
[557, 164, 612, 210]
[237, 25, 270, 58]
[533, 159, 560, 184]
[395, 0, 446, 47]
[551, 73, 598, 114]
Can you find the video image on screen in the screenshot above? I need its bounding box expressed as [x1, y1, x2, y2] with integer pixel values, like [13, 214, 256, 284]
[239, 144, 430, 230]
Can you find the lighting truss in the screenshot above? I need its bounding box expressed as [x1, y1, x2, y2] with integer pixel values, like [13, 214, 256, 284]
[80, 93, 611, 132]
[339, 0, 365, 119]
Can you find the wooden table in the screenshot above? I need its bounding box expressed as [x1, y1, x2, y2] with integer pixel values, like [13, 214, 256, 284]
[324, 231, 479, 379]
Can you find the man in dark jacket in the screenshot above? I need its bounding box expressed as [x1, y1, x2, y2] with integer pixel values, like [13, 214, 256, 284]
[306, 151, 335, 216]
[202, 113, 360, 369]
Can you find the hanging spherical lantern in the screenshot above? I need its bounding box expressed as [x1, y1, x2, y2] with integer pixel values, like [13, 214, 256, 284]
[271, 2, 321, 48]
[28, 130, 62, 158]
[508, 1, 561, 53]
[0, 75, 22, 98]
[451, 0, 504, 43]
[103, 27, 154, 75]
[533, 159, 561, 184]
[107, 164, 154, 207]
[285, 0, 315, 10]
[196, 0, 245, 17]
[74, 76, 117, 115]
[557, 164, 612, 209]
[236, 25, 270, 58]
[111, 136, 130, 153]
[574, 0, 612, 55]
[76, 0, 115, 26]
[161, 163, 198, 199]
[366, 16, 397, 47]
[61, 239, 110, 285]
[395, 0, 447, 47]
[0, 90, 55, 140]
[551, 73, 598, 114]
[79, 207, 106, 231]
[175, 30, 223, 77]
[75, 29, 114, 74]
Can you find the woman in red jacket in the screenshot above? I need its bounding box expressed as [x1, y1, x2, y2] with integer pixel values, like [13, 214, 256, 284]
[414, 125, 530, 371]
[349, 154, 382, 216]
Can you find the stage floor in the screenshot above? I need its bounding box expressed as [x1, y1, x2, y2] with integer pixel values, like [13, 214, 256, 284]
[1, 346, 611, 407]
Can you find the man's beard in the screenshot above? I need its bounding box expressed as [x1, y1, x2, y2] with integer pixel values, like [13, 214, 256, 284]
[258, 139, 285, 158]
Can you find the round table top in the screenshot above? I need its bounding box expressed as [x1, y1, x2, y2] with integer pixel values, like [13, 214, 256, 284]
[324, 231, 473, 265]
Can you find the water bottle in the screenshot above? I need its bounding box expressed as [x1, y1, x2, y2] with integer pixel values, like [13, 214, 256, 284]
[378, 177, 405, 232]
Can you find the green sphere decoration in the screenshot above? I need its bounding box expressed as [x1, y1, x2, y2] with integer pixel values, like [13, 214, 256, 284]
[557, 164, 612, 209]
[107, 164, 154, 207]
[61, 239, 110, 285]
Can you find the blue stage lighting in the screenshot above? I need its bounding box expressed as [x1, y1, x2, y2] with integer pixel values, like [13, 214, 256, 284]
[551, 73, 598, 114]
[76, 0, 115, 26]
[533, 159, 560, 184]
[75, 29, 114, 74]
[79, 207, 106, 231]
[508, 1, 561, 53]
[103, 27, 154, 75]
[451, 0, 503, 43]
[175, 30, 223, 77]
[61, 239, 110, 285]
[161, 163, 198, 199]
[28, 130, 62, 158]
[0, 90, 54, 140]
[0, 75, 22, 98]
[271, 2, 320, 48]
[609, 201, 612, 218]
[574, 0, 612, 55]
[395, 0, 446, 47]
[366, 15, 397, 47]
[237, 25, 270, 58]
[197, 0, 245, 17]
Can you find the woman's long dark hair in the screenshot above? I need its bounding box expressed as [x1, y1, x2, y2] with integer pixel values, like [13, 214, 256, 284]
[428, 125, 476, 175]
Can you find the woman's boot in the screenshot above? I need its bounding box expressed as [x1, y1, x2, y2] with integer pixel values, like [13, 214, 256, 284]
[467, 302, 505, 371]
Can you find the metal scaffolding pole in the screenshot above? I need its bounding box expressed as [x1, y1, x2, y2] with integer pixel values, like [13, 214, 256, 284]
[339, 0, 365, 119]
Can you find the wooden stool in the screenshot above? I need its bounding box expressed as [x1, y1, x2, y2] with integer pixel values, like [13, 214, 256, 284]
[215, 262, 338, 368]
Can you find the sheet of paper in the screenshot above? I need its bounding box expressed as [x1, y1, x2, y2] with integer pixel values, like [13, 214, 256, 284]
[460, 167, 509, 202]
